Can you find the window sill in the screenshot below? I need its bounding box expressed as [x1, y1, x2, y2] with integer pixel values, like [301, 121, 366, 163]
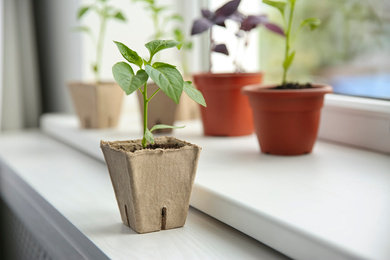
[0, 130, 285, 260]
[319, 94, 390, 154]
[40, 113, 390, 260]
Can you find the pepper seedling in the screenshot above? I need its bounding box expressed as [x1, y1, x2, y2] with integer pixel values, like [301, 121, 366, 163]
[263, 0, 320, 86]
[112, 40, 207, 148]
[74, 0, 126, 83]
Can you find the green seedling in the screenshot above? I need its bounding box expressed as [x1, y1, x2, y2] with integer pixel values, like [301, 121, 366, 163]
[74, 0, 126, 83]
[263, 0, 320, 85]
[112, 40, 207, 148]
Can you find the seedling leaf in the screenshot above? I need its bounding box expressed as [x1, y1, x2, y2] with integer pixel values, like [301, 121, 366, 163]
[150, 124, 185, 133]
[300, 17, 321, 30]
[183, 81, 207, 107]
[283, 50, 295, 70]
[113, 11, 126, 21]
[145, 128, 155, 144]
[77, 6, 90, 19]
[145, 40, 181, 58]
[114, 41, 143, 68]
[263, 0, 286, 16]
[112, 62, 148, 95]
[145, 64, 183, 104]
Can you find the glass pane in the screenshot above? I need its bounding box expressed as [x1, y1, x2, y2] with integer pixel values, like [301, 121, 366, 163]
[259, 0, 390, 100]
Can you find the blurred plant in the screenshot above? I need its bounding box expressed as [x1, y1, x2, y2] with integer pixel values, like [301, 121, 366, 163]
[133, 0, 193, 75]
[316, 0, 387, 64]
[264, 0, 320, 85]
[74, 0, 126, 83]
[191, 0, 283, 73]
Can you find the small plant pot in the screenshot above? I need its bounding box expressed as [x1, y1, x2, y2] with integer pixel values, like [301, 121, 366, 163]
[100, 137, 202, 234]
[136, 83, 177, 134]
[68, 82, 124, 129]
[193, 72, 263, 136]
[242, 84, 333, 155]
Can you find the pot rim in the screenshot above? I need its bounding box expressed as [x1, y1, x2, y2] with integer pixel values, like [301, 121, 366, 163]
[242, 83, 333, 96]
[101, 136, 201, 155]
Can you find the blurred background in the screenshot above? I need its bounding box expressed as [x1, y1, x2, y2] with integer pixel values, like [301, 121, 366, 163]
[1, 0, 389, 132]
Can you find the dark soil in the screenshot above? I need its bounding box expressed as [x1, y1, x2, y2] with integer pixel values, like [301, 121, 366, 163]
[117, 142, 184, 153]
[145, 143, 183, 150]
[274, 82, 313, 90]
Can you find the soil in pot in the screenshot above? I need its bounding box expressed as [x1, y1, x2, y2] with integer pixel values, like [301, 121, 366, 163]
[101, 137, 201, 234]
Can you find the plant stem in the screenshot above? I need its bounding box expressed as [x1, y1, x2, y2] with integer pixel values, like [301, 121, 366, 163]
[142, 83, 148, 148]
[95, 7, 108, 83]
[282, 0, 296, 85]
[209, 28, 213, 73]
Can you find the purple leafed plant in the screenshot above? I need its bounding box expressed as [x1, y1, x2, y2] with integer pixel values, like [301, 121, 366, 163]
[191, 0, 284, 73]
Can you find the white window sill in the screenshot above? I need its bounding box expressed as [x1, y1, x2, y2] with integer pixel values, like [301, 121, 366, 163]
[319, 94, 390, 154]
[39, 111, 390, 260]
[0, 131, 286, 260]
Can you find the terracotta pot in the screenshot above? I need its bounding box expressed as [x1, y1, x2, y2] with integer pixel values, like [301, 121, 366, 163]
[136, 83, 177, 134]
[100, 137, 201, 234]
[193, 72, 263, 136]
[68, 82, 124, 129]
[242, 84, 333, 155]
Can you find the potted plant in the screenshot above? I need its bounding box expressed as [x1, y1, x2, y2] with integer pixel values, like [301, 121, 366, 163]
[100, 39, 207, 234]
[133, 0, 198, 131]
[69, 0, 126, 129]
[191, 0, 283, 136]
[242, 0, 333, 155]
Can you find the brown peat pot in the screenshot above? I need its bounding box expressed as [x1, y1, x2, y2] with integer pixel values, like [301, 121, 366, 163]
[193, 72, 263, 136]
[242, 84, 333, 155]
[68, 81, 124, 129]
[101, 137, 201, 234]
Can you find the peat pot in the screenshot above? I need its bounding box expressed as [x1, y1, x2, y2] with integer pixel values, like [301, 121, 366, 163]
[242, 84, 333, 155]
[193, 72, 263, 136]
[100, 137, 202, 234]
[68, 82, 124, 129]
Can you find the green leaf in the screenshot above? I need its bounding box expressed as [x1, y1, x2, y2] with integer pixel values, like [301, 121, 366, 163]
[92, 63, 98, 72]
[114, 41, 144, 68]
[183, 81, 207, 107]
[145, 64, 183, 104]
[263, 0, 286, 16]
[145, 40, 181, 59]
[112, 62, 148, 95]
[150, 124, 185, 133]
[145, 128, 155, 144]
[72, 26, 91, 33]
[300, 17, 321, 30]
[77, 6, 90, 19]
[170, 14, 184, 21]
[283, 51, 295, 70]
[153, 62, 176, 69]
[113, 11, 126, 21]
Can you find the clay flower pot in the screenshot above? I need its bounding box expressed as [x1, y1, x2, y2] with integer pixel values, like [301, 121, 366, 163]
[242, 84, 333, 155]
[68, 82, 124, 129]
[193, 72, 263, 136]
[136, 83, 177, 134]
[100, 137, 202, 234]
